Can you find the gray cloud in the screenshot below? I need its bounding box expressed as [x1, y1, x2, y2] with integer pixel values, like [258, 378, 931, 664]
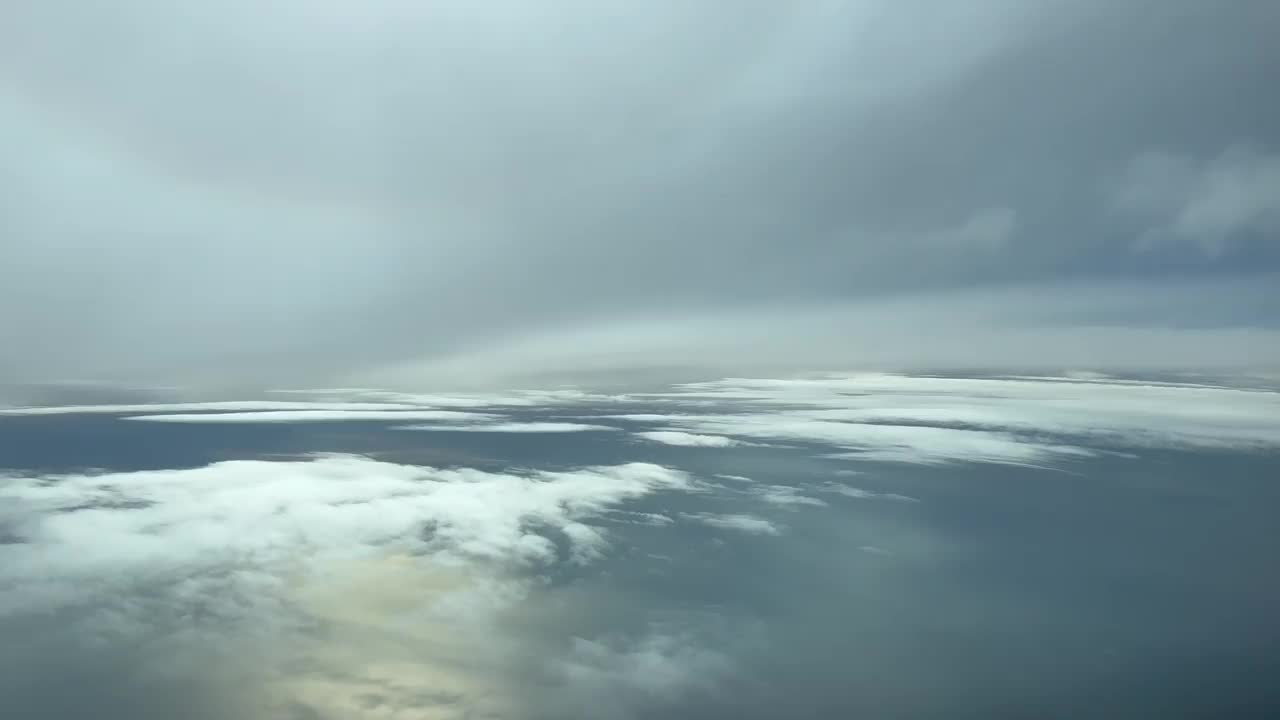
[2, 0, 1278, 387]
[1116, 145, 1280, 255]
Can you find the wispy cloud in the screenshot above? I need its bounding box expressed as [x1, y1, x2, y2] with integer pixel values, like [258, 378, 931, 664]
[612, 373, 1280, 466]
[749, 485, 828, 508]
[680, 512, 781, 535]
[637, 431, 745, 447]
[817, 483, 918, 502]
[396, 422, 618, 433]
[123, 409, 494, 423]
[0, 456, 703, 717]
[551, 630, 733, 717]
[0, 401, 426, 415]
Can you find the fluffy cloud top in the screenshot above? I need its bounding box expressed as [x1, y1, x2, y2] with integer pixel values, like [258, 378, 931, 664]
[0, 456, 711, 718]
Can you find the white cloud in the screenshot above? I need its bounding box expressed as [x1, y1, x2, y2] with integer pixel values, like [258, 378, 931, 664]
[561, 522, 613, 564]
[271, 388, 509, 407]
[123, 409, 494, 423]
[680, 513, 781, 535]
[817, 483, 918, 502]
[859, 545, 893, 556]
[0, 400, 426, 415]
[821, 485, 874, 498]
[266, 388, 383, 395]
[319, 388, 630, 408]
[0, 456, 701, 718]
[602, 510, 675, 526]
[646, 412, 1089, 467]
[633, 373, 1280, 464]
[637, 431, 744, 447]
[750, 485, 828, 507]
[1116, 144, 1280, 256]
[0, 457, 697, 620]
[0, 392, 636, 434]
[396, 422, 618, 433]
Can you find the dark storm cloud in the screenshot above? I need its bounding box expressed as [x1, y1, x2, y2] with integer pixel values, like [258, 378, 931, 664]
[2, 1, 1278, 386]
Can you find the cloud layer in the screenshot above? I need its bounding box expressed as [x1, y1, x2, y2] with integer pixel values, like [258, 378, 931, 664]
[627, 373, 1280, 465]
[2, 370, 1278, 717]
[0, 456, 717, 718]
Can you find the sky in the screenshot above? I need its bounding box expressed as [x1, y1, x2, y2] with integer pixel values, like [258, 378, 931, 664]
[2, 0, 1279, 389]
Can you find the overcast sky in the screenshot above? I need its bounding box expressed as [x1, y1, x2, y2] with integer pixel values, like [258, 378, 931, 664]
[3, 0, 1278, 388]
